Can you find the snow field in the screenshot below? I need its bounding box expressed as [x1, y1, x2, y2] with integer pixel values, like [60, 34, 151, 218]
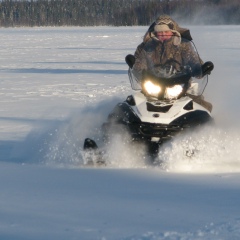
[0, 26, 240, 239]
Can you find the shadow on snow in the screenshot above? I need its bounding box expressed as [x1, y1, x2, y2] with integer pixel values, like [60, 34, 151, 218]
[7, 68, 127, 75]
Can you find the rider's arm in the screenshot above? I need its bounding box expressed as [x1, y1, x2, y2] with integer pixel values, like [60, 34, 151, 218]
[132, 44, 148, 81]
[182, 42, 203, 77]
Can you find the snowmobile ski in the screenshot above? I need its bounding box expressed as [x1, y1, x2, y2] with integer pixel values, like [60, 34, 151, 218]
[83, 138, 106, 166]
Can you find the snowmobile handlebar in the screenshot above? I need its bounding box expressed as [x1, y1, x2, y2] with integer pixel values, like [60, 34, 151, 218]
[125, 54, 214, 78]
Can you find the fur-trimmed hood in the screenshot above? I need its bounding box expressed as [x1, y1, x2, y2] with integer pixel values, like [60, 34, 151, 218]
[143, 15, 192, 43]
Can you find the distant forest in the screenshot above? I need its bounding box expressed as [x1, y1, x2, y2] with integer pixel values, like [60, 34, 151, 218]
[0, 0, 239, 27]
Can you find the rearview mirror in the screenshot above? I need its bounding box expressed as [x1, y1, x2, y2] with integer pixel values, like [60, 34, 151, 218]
[125, 54, 135, 69]
[202, 61, 214, 76]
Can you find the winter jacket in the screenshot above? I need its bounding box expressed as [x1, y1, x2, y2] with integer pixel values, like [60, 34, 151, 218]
[133, 37, 202, 79]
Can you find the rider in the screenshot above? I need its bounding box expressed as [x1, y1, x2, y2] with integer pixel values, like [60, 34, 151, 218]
[132, 15, 213, 112]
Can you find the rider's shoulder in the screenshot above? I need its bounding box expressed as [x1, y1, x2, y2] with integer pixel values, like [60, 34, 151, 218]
[143, 38, 159, 52]
[178, 39, 194, 50]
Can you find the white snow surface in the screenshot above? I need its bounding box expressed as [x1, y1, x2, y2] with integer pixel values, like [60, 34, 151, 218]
[0, 26, 240, 239]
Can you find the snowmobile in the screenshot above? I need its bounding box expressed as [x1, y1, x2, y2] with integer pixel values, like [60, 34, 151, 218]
[83, 38, 214, 164]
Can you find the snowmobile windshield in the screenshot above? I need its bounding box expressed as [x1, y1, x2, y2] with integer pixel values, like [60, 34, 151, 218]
[129, 37, 208, 97]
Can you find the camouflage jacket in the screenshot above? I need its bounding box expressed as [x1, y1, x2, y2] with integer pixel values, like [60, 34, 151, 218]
[133, 37, 203, 80]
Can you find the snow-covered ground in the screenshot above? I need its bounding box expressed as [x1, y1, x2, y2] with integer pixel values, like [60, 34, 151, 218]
[0, 25, 240, 239]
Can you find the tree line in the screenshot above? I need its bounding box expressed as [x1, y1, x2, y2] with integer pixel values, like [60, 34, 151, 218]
[0, 0, 239, 27]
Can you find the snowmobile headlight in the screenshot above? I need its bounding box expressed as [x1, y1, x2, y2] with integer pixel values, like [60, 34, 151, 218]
[165, 85, 183, 99]
[144, 80, 161, 97]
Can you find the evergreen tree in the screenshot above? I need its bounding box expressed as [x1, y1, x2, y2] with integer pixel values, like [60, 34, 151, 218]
[0, 0, 239, 27]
